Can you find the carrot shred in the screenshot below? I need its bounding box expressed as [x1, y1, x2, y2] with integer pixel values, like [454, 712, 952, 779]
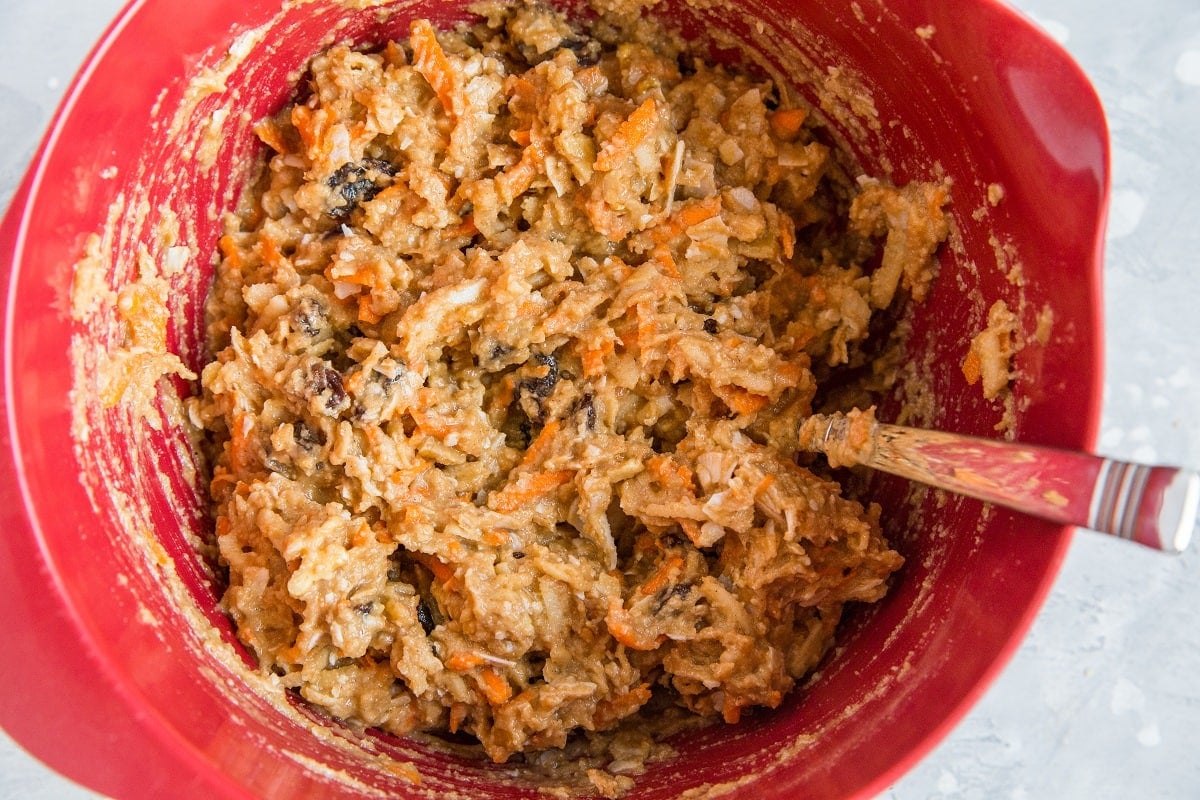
[410, 19, 461, 120]
[678, 518, 704, 548]
[720, 386, 770, 416]
[677, 198, 721, 229]
[639, 555, 684, 596]
[410, 408, 461, 439]
[447, 702, 468, 733]
[652, 241, 680, 279]
[450, 214, 478, 238]
[290, 104, 327, 150]
[606, 606, 665, 651]
[648, 455, 693, 490]
[595, 683, 652, 727]
[229, 412, 253, 474]
[445, 652, 484, 672]
[753, 474, 776, 497]
[496, 139, 546, 204]
[594, 97, 659, 172]
[383, 40, 408, 68]
[259, 235, 286, 270]
[490, 469, 574, 513]
[961, 348, 982, 386]
[357, 294, 382, 324]
[253, 119, 289, 155]
[479, 667, 513, 705]
[481, 528, 509, 547]
[412, 552, 457, 587]
[218, 234, 242, 272]
[581, 334, 615, 378]
[779, 216, 796, 260]
[519, 418, 561, 468]
[769, 107, 808, 139]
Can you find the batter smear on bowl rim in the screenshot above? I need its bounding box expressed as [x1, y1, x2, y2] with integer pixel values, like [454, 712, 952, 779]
[191, 0, 950, 767]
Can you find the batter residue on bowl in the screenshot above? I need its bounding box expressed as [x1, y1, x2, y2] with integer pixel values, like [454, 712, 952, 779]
[190, 0, 949, 768]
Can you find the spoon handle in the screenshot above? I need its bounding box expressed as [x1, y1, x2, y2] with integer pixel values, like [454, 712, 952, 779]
[803, 415, 1199, 553]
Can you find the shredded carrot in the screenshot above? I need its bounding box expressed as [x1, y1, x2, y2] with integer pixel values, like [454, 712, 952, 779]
[478, 667, 513, 705]
[382, 40, 408, 68]
[357, 294, 382, 324]
[450, 214, 478, 238]
[678, 518, 704, 548]
[595, 683, 652, 727]
[345, 371, 366, 396]
[519, 418, 560, 468]
[481, 528, 509, 547]
[447, 702, 468, 733]
[505, 76, 538, 120]
[770, 107, 808, 139]
[218, 234, 242, 272]
[385, 761, 422, 785]
[722, 697, 745, 725]
[753, 473, 776, 498]
[594, 97, 658, 172]
[677, 198, 721, 229]
[580, 334, 615, 378]
[445, 652, 484, 672]
[229, 412, 253, 474]
[496, 139, 546, 204]
[780, 216, 796, 260]
[606, 607, 664, 651]
[961, 348, 982, 386]
[491, 375, 516, 411]
[509, 127, 532, 147]
[651, 241, 680, 279]
[491, 469, 574, 513]
[648, 455, 693, 490]
[290, 104, 328, 151]
[720, 386, 770, 416]
[639, 555, 685, 596]
[410, 19, 461, 120]
[253, 119, 289, 155]
[648, 196, 723, 248]
[410, 409, 461, 439]
[259, 235, 286, 270]
[412, 552, 456, 586]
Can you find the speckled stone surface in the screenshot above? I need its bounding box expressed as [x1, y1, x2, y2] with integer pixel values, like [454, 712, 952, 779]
[1, 1, 1197, 798]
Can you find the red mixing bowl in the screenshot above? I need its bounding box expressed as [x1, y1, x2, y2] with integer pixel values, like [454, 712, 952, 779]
[0, 0, 1107, 797]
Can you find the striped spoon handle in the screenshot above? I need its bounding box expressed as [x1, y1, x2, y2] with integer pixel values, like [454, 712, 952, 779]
[801, 414, 1199, 553]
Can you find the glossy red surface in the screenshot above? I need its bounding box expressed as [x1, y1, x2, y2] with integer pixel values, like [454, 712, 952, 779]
[0, 0, 1107, 798]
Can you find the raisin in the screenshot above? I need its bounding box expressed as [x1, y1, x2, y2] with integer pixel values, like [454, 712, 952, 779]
[577, 392, 596, 430]
[293, 421, 327, 449]
[416, 598, 436, 635]
[520, 352, 559, 399]
[703, 317, 719, 335]
[327, 158, 397, 218]
[294, 296, 327, 337]
[560, 37, 600, 67]
[308, 363, 348, 413]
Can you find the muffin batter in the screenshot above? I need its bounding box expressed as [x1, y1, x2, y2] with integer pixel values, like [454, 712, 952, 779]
[192, 1, 949, 764]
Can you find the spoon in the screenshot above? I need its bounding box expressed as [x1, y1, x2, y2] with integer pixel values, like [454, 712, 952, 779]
[798, 411, 1199, 554]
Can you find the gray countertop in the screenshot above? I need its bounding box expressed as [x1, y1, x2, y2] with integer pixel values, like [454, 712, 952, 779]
[1, 0, 1197, 798]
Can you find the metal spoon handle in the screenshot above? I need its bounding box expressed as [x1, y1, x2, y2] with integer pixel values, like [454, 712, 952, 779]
[803, 415, 1199, 553]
